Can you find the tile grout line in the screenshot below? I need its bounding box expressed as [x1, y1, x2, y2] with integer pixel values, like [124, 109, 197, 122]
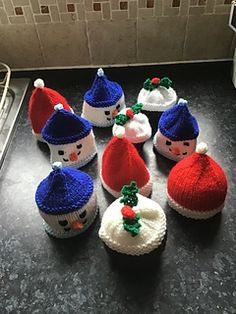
[85, 19, 93, 66]
[182, 5, 190, 61]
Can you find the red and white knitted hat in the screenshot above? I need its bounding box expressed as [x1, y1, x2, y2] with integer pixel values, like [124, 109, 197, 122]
[167, 142, 228, 219]
[28, 78, 73, 141]
[100, 129, 152, 198]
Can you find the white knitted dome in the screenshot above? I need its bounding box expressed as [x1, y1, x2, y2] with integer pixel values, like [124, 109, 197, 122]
[99, 194, 167, 256]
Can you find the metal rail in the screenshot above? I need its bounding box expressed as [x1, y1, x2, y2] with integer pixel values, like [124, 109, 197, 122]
[0, 62, 11, 117]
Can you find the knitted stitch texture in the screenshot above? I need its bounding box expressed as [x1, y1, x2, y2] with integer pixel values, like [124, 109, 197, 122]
[42, 109, 92, 145]
[35, 166, 94, 214]
[101, 136, 152, 196]
[29, 83, 72, 134]
[99, 194, 166, 255]
[84, 69, 123, 108]
[167, 149, 227, 217]
[158, 99, 199, 141]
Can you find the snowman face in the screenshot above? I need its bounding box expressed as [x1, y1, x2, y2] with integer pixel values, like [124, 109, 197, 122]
[50, 132, 96, 166]
[155, 130, 196, 161]
[82, 94, 125, 126]
[39, 192, 96, 237]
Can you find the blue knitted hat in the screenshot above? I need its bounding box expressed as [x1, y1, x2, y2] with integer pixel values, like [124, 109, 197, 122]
[84, 68, 123, 108]
[35, 162, 94, 215]
[158, 98, 199, 141]
[42, 104, 92, 145]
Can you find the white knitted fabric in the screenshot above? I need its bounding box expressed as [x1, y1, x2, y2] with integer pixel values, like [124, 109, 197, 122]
[99, 194, 166, 255]
[112, 108, 152, 144]
[100, 169, 153, 198]
[82, 94, 125, 127]
[137, 86, 177, 112]
[48, 130, 97, 168]
[153, 130, 197, 161]
[39, 191, 97, 238]
[167, 192, 223, 220]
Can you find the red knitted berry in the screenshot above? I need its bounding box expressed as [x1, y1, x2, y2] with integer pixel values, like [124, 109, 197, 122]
[126, 109, 134, 119]
[121, 206, 136, 220]
[151, 77, 160, 85]
[28, 81, 72, 134]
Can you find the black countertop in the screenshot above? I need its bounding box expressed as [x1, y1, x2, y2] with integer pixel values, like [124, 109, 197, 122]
[0, 62, 236, 314]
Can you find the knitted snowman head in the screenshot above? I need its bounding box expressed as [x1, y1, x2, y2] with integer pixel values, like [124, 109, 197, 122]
[35, 162, 97, 238]
[167, 143, 228, 219]
[153, 99, 199, 161]
[99, 181, 166, 255]
[100, 129, 152, 198]
[42, 104, 97, 168]
[28, 78, 73, 142]
[112, 103, 152, 144]
[82, 68, 125, 127]
[137, 76, 177, 112]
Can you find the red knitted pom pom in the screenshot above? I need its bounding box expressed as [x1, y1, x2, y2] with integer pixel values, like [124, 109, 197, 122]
[151, 77, 160, 85]
[126, 109, 134, 119]
[121, 206, 136, 220]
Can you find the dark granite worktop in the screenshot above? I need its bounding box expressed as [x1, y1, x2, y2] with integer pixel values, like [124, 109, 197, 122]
[0, 63, 236, 314]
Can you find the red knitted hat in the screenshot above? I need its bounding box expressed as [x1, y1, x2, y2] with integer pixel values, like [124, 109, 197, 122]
[28, 79, 73, 140]
[167, 142, 227, 219]
[100, 128, 152, 198]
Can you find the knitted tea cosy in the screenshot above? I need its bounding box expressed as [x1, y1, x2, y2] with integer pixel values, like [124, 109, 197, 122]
[28, 78, 73, 141]
[100, 129, 152, 198]
[167, 143, 228, 219]
[153, 98, 199, 161]
[82, 68, 125, 127]
[99, 182, 166, 255]
[112, 103, 152, 144]
[42, 104, 97, 168]
[35, 162, 97, 238]
[137, 76, 177, 112]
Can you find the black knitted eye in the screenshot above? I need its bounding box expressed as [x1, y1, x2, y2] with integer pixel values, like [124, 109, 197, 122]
[79, 210, 87, 219]
[166, 140, 172, 146]
[77, 144, 82, 149]
[116, 104, 120, 109]
[58, 150, 64, 155]
[183, 142, 190, 146]
[58, 220, 68, 226]
[105, 111, 110, 115]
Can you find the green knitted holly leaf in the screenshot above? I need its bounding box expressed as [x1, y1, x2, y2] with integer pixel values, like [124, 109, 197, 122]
[131, 103, 143, 114]
[143, 78, 152, 91]
[115, 113, 129, 126]
[159, 77, 172, 89]
[120, 181, 139, 207]
[123, 213, 141, 237]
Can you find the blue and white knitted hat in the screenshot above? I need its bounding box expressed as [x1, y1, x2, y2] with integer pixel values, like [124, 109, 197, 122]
[82, 68, 125, 127]
[42, 104, 97, 168]
[35, 162, 97, 238]
[153, 99, 199, 161]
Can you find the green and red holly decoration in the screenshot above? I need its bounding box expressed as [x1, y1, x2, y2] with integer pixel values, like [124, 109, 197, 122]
[115, 103, 143, 126]
[143, 77, 173, 91]
[120, 181, 141, 237]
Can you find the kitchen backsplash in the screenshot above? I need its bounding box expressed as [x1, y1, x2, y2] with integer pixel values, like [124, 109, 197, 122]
[0, 0, 235, 69]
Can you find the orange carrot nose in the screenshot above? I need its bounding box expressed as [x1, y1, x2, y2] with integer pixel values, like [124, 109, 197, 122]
[71, 221, 83, 230]
[69, 152, 78, 162]
[112, 109, 118, 117]
[172, 147, 180, 155]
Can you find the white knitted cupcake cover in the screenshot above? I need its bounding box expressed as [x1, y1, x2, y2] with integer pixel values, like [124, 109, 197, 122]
[112, 109, 152, 144]
[137, 86, 177, 112]
[99, 194, 167, 255]
[167, 192, 224, 220]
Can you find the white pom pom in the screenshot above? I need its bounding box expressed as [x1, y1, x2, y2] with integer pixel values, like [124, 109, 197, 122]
[114, 126, 125, 139]
[178, 98, 188, 106]
[52, 162, 62, 170]
[196, 142, 208, 155]
[54, 103, 63, 111]
[97, 68, 104, 77]
[34, 78, 44, 89]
